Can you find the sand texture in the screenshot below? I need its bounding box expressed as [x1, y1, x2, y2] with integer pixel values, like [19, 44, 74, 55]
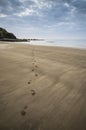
[0, 43, 86, 130]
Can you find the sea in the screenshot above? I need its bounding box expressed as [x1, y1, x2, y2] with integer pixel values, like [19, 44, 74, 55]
[29, 39, 86, 49]
[14, 39, 86, 49]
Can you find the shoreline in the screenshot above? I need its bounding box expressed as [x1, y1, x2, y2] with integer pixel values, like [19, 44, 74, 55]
[0, 41, 86, 50]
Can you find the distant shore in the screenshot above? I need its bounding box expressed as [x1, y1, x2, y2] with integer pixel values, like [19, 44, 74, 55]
[0, 38, 44, 42]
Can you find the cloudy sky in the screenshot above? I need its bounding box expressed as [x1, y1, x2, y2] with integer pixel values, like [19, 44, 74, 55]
[0, 0, 86, 39]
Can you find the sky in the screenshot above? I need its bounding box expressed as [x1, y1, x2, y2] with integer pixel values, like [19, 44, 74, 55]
[0, 0, 86, 39]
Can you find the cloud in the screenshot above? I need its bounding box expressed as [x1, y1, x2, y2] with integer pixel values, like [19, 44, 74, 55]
[15, 0, 54, 17]
[72, 0, 86, 13]
[64, 2, 70, 8]
[63, 0, 86, 14]
[0, 0, 54, 17]
[0, 13, 7, 18]
[0, 0, 23, 16]
[0, 0, 86, 18]
[15, 8, 35, 17]
[0, 0, 86, 38]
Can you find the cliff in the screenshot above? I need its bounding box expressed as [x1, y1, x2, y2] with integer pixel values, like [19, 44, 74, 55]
[0, 27, 16, 40]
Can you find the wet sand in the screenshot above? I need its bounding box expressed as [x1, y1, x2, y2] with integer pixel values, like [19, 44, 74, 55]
[0, 42, 86, 130]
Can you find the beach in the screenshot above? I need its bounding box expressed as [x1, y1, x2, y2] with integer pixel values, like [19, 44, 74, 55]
[0, 42, 86, 130]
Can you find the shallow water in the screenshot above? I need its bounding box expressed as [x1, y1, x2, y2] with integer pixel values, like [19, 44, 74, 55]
[30, 39, 86, 49]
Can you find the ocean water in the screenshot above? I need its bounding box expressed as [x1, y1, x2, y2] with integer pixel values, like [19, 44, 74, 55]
[30, 39, 86, 49]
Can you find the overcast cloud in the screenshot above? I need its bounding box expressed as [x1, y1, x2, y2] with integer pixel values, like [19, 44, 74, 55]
[0, 0, 86, 38]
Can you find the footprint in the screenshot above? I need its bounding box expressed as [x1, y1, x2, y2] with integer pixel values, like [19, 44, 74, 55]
[31, 90, 36, 95]
[21, 110, 26, 116]
[32, 69, 34, 71]
[35, 65, 38, 68]
[28, 81, 31, 84]
[35, 74, 38, 77]
[24, 105, 28, 109]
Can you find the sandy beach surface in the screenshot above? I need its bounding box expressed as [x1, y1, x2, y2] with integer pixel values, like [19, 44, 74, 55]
[0, 42, 86, 130]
